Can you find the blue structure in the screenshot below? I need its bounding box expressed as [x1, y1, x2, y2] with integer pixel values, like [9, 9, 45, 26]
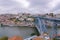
[35, 18, 48, 35]
[34, 16, 60, 38]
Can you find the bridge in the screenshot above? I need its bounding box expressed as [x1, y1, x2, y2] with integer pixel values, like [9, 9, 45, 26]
[34, 16, 59, 39]
[24, 16, 60, 40]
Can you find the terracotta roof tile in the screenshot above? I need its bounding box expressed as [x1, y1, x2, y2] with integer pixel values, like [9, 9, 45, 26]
[32, 37, 43, 40]
[8, 36, 23, 40]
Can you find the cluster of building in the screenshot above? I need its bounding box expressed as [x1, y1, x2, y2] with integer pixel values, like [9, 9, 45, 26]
[0, 13, 60, 27]
[0, 13, 35, 27]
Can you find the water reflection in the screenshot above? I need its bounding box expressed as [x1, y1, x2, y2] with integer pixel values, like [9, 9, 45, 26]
[0, 27, 35, 38]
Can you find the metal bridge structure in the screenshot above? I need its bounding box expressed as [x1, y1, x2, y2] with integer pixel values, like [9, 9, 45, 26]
[24, 16, 60, 40]
[34, 16, 60, 39]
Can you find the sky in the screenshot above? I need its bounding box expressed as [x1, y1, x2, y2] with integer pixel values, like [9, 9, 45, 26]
[0, 0, 60, 14]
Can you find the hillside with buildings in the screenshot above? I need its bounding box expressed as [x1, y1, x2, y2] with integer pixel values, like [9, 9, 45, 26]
[0, 13, 35, 27]
[0, 13, 60, 27]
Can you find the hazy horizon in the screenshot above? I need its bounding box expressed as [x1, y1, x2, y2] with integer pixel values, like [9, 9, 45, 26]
[0, 0, 60, 14]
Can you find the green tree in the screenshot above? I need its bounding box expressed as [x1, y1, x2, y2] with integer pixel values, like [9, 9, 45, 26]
[0, 36, 8, 40]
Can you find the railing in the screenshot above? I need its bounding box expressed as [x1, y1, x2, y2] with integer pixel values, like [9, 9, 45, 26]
[24, 35, 37, 40]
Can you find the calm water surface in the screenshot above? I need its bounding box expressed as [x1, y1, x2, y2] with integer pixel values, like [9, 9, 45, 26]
[0, 27, 35, 38]
[48, 28, 60, 36]
[0, 26, 60, 38]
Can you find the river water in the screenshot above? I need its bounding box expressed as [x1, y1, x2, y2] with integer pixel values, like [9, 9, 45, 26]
[0, 26, 60, 39]
[47, 28, 60, 36]
[0, 27, 35, 38]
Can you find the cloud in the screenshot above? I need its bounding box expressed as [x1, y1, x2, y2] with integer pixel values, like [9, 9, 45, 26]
[12, 0, 30, 8]
[47, 0, 60, 10]
[0, 0, 60, 14]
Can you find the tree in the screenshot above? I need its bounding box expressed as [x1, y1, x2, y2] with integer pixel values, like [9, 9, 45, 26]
[0, 36, 8, 40]
[1, 24, 3, 27]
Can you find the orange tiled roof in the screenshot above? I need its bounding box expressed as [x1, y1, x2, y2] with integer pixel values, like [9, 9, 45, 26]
[8, 36, 23, 40]
[32, 37, 43, 40]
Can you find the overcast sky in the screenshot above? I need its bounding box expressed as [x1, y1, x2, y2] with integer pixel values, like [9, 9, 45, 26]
[0, 0, 60, 14]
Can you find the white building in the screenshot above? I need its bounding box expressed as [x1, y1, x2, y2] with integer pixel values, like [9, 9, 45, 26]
[26, 18, 34, 22]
